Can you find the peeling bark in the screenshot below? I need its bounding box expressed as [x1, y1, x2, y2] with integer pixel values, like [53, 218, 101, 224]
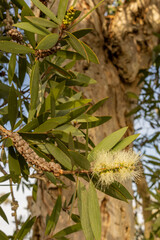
[29, 0, 160, 239]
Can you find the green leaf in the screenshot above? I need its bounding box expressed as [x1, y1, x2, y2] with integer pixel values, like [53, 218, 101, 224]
[44, 172, 56, 184]
[45, 195, 62, 235]
[0, 41, 35, 54]
[56, 50, 84, 60]
[8, 84, 18, 130]
[88, 127, 128, 162]
[53, 223, 82, 238]
[153, 216, 160, 231]
[11, 0, 33, 14]
[0, 82, 10, 100]
[32, 183, 38, 201]
[1, 148, 7, 165]
[0, 230, 9, 240]
[68, 133, 75, 151]
[34, 116, 69, 132]
[70, 0, 104, 29]
[51, 81, 65, 101]
[72, 29, 93, 39]
[21, 6, 36, 48]
[14, 22, 50, 35]
[56, 99, 91, 110]
[67, 105, 89, 121]
[36, 33, 59, 50]
[14, 216, 36, 240]
[31, 0, 60, 24]
[88, 181, 101, 240]
[66, 32, 88, 61]
[54, 124, 84, 138]
[8, 147, 21, 183]
[69, 151, 90, 170]
[45, 143, 72, 169]
[3, 138, 13, 148]
[81, 41, 99, 64]
[77, 181, 94, 240]
[28, 61, 39, 122]
[112, 134, 140, 151]
[126, 91, 139, 100]
[25, 16, 58, 28]
[87, 97, 108, 115]
[92, 177, 131, 202]
[8, 54, 16, 84]
[80, 116, 111, 129]
[72, 71, 97, 85]
[47, 60, 72, 78]
[112, 182, 133, 200]
[18, 155, 30, 181]
[58, 0, 69, 24]
[0, 175, 11, 183]
[18, 56, 27, 86]
[0, 193, 10, 205]
[19, 112, 50, 132]
[0, 207, 9, 223]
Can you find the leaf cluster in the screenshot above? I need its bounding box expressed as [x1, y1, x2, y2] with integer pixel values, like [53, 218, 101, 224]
[0, 0, 138, 239]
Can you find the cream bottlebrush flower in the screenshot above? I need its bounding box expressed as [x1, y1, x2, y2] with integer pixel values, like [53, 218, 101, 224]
[91, 149, 141, 186]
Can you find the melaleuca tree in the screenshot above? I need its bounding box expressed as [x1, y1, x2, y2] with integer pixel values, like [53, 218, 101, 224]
[0, 0, 141, 239]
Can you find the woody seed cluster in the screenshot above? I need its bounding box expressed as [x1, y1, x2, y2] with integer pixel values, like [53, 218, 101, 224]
[0, 125, 62, 176]
[35, 43, 61, 60]
[7, 29, 23, 43]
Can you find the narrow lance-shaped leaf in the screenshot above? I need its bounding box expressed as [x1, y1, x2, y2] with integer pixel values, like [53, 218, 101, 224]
[0, 41, 35, 54]
[8, 147, 21, 184]
[0, 175, 11, 183]
[112, 134, 140, 152]
[0, 193, 10, 205]
[8, 54, 16, 84]
[0, 207, 9, 224]
[28, 61, 39, 122]
[45, 195, 62, 235]
[36, 33, 59, 50]
[88, 127, 128, 162]
[25, 16, 58, 28]
[21, 7, 36, 48]
[11, 0, 33, 14]
[0, 230, 9, 240]
[58, 0, 69, 24]
[53, 223, 82, 238]
[70, 0, 104, 29]
[51, 81, 66, 101]
[88, 181, 101, 240]
[56, 50, 84, 60]
[13, 22, 50, 35]
[66, 32, 88, 61]
[77, 181, 94, 240]
[69, 151, 90, 170]
[8, 84, 18, 130]
[14, 216, 36, 240]
[81, 41, 99, 64]
[31, 0, 60, 24]
[34, 116, 69, 132]
[87, 97, 108, 115]
[45, 143, 72, 170]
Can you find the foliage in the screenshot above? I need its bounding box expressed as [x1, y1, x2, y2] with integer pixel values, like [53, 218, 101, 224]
[130, 35, 160, 239]
[0, 0, 139, 239]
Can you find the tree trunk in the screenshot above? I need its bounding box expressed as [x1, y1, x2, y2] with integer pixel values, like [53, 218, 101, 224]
[29, 0, 160, 239]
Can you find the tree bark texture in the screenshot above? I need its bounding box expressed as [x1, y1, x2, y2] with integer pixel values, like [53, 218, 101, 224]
[29, 0, 160, 239]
